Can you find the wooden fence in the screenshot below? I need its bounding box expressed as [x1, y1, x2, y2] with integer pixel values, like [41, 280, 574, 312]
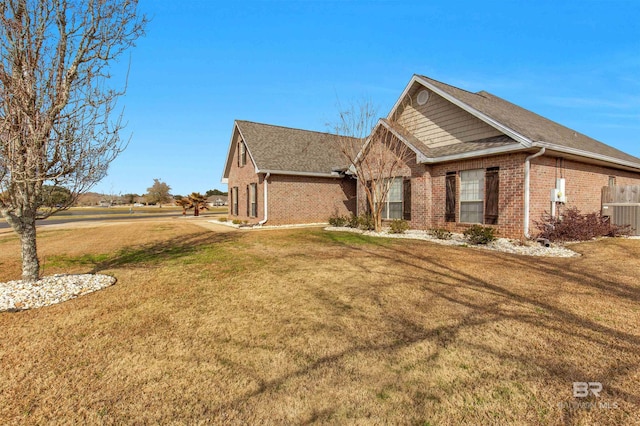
[601, 185, 640, 204]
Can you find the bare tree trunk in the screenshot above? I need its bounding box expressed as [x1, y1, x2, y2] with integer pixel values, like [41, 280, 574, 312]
[2, 212, 40, 281]
[19, 219, 40, 282]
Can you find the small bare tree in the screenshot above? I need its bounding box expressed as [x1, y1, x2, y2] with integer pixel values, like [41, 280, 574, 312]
[0, 0, 146, 281]
[331, 100, 411, 232]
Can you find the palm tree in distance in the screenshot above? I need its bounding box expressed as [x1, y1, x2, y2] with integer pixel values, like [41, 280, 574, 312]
[175, 192, 209, 216]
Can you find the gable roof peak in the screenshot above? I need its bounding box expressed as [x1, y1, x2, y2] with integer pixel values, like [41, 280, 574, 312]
[235, 119, 338, 138]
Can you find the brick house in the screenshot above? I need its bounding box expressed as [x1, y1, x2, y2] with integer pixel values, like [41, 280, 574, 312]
[221, 120, 359, 225]
[222, 75, 640, 237]
[354, 75, 640, 238]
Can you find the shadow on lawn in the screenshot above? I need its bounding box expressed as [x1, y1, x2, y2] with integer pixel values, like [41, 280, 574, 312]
[44, 231, 240, 274]
[208, 233, 640, 423]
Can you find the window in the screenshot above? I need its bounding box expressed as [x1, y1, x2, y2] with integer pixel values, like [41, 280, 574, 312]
[460, 169, 484, 223]
[609, 176, 616, 187]
[238, 141, 247, 167]
[375, 178, 404, 220]
[249, 183, 257, 217]
[231, 187, 239, 216]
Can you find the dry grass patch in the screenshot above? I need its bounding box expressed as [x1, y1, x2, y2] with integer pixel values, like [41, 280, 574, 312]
[0, 223, 639, 424]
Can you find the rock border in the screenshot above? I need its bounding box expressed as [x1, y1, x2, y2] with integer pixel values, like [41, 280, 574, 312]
[0, 274, 116, 313]
[325, 226, 581, 258]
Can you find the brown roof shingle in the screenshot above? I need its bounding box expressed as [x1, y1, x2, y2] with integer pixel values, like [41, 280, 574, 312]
[417, 75, 640, 165]
[236, 120, 359, 174]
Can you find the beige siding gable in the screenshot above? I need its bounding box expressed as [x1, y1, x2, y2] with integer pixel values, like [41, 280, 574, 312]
[398, 89, 502, 149]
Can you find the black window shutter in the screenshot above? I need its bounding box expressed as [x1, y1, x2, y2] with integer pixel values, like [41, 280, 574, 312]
[445, 173, 456, 222]
[246, 185, 250, 216]
[485, 168, 499, 224]
[403, 178, 411, 221]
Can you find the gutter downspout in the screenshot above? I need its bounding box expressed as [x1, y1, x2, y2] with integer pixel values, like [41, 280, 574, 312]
[524, 147, 546, 238]
[258, 172, 270, 226]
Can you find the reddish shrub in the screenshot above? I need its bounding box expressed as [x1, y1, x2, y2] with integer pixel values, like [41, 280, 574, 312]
[535, 207, 631, 242]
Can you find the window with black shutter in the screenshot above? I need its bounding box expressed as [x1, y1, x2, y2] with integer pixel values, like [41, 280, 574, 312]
[246, 185, 250, 216]
[445, 172, 456, 222]
[238, 142, 247, 167]
[232, 187, 238, 216]
[484, 167, 499, 224]
[250, 183, 258, 217]
[403, 178, 411, 221]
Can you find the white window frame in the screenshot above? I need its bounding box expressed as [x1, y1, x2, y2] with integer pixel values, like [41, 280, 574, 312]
[460, 169, 484, 224]
[376, 178, 403, 220]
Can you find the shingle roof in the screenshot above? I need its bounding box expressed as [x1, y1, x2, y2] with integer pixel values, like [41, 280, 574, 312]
[416, 75, 640, 165]
[236, 120, 360, 174]
[382, 118, 520, 159]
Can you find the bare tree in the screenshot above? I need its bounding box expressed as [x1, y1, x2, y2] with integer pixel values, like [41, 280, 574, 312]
[331, 100, 412, 232]
[0, 0, 146, 281]
[146, 179, 172, 207]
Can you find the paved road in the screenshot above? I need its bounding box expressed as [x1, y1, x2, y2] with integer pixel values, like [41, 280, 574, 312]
[0, 212, 219, 230]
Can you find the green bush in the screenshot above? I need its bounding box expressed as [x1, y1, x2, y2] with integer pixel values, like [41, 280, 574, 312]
[357, 214, 375, 231]
[348, 214, 360, 228]
[232, 219, 242, 225]
[463, 225, 496, 245]
[218, 217, 227, 222]
[389, 219, 409, 234]
[328, 213, 349, 227]
[428, 228, 452, 240]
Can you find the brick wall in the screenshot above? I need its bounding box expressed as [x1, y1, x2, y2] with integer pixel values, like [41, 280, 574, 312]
[529, 156, 640, 234]
[267, 175, 356, 225]
[229, 128, 640, 235]
[227, 135, 357, 224]
[227, 136, 263, 223]
[430, 153, 526, 238]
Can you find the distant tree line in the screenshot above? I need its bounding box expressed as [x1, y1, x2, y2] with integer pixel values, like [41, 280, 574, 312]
[71, 180, 228, 206]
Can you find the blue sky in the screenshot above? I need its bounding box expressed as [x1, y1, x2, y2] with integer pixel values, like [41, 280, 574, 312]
[94, 0, 640, 196]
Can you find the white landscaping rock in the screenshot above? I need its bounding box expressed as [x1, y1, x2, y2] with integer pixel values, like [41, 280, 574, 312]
[0, 274, 116, 312]
[326, 227, 580, 258]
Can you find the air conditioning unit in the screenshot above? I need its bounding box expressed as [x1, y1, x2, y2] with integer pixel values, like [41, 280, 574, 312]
[602, 203, 640, 236]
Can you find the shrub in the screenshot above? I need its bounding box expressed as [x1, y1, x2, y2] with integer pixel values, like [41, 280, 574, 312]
[328, 213, 348, 227]
[428, 228, 452, 240]
[463, 225, 496, 245]
[389, 219, 409, 234]
[535, 207, 631, 242]
[218, 217, 227, 222]
[232, 219, 242, 225]
[348, 214, 360, 228]
[357, 214, 375, 231]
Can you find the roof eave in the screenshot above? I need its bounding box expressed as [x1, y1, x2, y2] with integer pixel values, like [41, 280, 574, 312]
[221, 121, 241, 181]
[257, 169, 345, 178]
[532, 141, 640, 172]
[379, 119, 429, 162]
[418, 144, 528, 164]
